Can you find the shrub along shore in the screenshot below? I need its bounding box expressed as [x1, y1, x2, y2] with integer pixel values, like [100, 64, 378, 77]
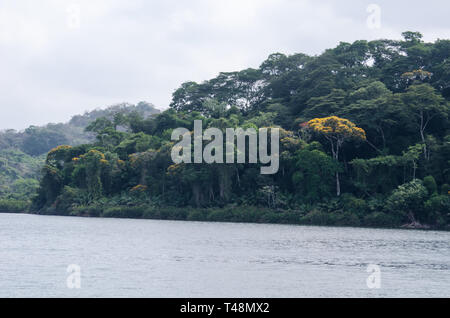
[0, 199, 30, 213]
[1, 198, 448, 231]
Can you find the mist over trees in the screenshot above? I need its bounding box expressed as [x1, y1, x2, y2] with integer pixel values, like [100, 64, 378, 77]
[0, 102, 159, 156]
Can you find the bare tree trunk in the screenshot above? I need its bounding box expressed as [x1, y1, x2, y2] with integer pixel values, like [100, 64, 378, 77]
[336, 172, 341, 197]
[420, 128, 428, 160]
[330, 139, 342, 197]
[380, 126, 386, 151]
[420, 110, 430, 161]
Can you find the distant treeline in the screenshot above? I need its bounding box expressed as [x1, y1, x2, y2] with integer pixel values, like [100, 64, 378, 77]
[0, 102, 159, 202]
[0, 102, 159, 156]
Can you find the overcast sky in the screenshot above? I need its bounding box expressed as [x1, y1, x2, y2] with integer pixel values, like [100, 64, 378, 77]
[1, 0, 449, 130]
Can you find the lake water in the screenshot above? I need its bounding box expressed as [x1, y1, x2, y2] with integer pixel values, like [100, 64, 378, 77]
[0, 213, 449, 298]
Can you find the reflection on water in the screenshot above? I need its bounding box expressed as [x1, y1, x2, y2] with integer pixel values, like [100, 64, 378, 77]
[0, 213, 449, 298]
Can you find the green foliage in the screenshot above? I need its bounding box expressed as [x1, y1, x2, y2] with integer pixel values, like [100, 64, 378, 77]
[187, 209, 208, 221]
[292, 148, 338, 202]
[363, 212, 402, 228]
[0, 149, 43, 199]
[21, 125, 70, 156]
[423, 176, 438, 196]
[0, 199, 29, 213]
[70, 204, 103, 217]
[0, 103, 159, 157]
[103, 206, 145, 219]
[5, 32, 448, 230]
[386, 180, 429, 222]
[442, 184, 450, 195]
[334, 211, 361, 227]
[341, 194, 368, 216]
[301, 210, 338, 226]
[425, 195, 450, 226]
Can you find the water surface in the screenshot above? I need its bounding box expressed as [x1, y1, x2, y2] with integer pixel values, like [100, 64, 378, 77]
[0, 213, 449, 297]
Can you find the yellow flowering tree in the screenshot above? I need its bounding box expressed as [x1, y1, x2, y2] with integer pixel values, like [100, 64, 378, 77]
[47, 145, 73, 166]
[308, 116, 366, 196]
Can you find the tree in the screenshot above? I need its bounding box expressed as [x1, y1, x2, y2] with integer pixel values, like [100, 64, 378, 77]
[22, 126, 69, 156]
[206, 69, 267, 112]
[340, 81, 398, 151]
[402, 144, 423, 180]
[85, 117, 114, 134]
[387, 179, 428, 224]
[170, 81, 210, 113]
[308, 116, 366, 196]
[71, 150, 108, 202]
[113, 112, 127, 130]
[401, 84, 448, 160]
[423, 175, 438, 196]
[292, 148, 339, 202]
[203, 98, 228, 119]
[351, 155, 404, 195]
[129, 150, 157, 186]
[304, 89, 347, 119]
[402, 31, 423, 44]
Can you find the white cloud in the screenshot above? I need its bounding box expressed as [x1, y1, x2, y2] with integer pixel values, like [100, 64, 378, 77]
[0, 0, 449, 129]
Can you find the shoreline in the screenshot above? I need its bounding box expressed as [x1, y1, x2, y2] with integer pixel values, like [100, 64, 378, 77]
[1, 206, 448, 232]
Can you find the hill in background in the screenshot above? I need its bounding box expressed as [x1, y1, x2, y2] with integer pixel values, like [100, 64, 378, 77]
[0, 102, 160, 199]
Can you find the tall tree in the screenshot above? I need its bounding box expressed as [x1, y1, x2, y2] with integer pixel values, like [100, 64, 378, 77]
[401, 84, 448, 160]
[307, 116, 366, 196]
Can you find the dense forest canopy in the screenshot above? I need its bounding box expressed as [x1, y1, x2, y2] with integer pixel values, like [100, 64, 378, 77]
[2, 32, 449, 229]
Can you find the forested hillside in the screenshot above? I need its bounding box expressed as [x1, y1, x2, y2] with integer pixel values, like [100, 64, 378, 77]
[8, 32, 450, 229]
[0, 102, 159, 210]
[0, 102, 159, 156]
